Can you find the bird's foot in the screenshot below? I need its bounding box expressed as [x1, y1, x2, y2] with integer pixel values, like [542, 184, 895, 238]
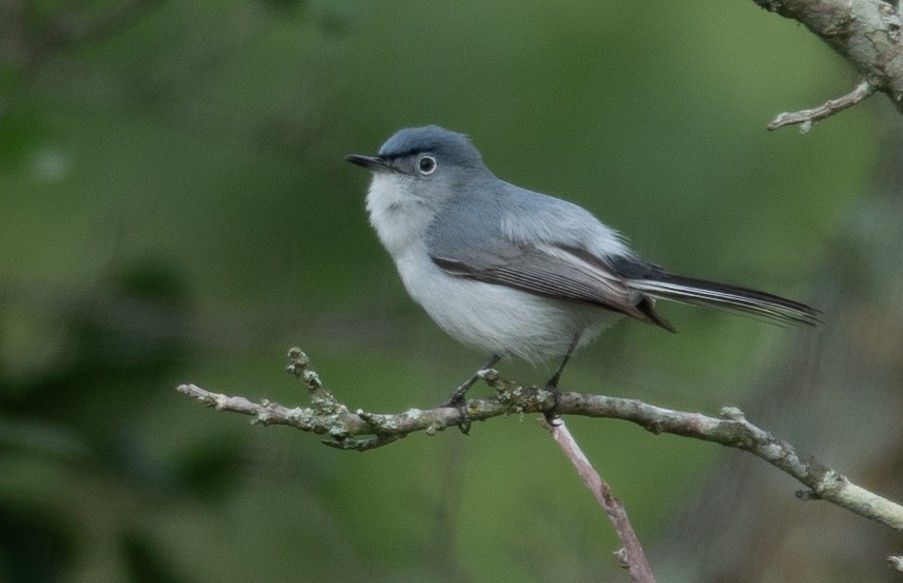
[543, 382, 562, 426]
[441, 388, 473, 435]
[440, 375, 476, 435]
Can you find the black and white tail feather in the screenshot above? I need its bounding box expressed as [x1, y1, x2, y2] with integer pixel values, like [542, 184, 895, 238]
[628, 272, 819, 327]
[609, 255, 819, 329]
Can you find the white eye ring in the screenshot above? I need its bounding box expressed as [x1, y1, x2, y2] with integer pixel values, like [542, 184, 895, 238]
[417, 155, 437, 175]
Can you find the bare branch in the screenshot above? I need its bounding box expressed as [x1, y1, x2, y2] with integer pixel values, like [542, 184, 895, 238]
[753, 0, 903, 125]
[539, 418, 656, 583]
[176, 349, 903, 537]
[768, 80, 877, 131]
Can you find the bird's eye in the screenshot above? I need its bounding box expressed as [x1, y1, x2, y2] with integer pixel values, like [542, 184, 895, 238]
[418, 155, 437, 175]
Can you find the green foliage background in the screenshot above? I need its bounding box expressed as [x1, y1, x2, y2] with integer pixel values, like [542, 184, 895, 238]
[0, 1, 897, 581]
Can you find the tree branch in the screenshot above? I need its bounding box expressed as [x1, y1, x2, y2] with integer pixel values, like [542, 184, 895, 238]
[183, 349, 657, 579]
[176, 349, 903, 544]
[539, 418, 656, 583]
[753, 0, 903, 127]
[768, 80, 877, 131]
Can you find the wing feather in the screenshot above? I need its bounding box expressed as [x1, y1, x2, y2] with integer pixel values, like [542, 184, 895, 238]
[429, 240, 654, 323]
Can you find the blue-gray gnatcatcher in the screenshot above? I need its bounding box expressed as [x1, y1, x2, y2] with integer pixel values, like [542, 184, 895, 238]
[346, 125, 818, 413]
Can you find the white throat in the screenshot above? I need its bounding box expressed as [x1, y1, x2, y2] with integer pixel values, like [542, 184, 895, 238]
[365, 174, 439, 258]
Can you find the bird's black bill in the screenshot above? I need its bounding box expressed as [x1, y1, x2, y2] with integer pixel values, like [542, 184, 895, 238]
[345, 153, 397, 173]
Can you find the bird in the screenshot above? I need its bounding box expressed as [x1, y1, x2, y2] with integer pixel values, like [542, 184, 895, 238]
[346, 125, 818, 420]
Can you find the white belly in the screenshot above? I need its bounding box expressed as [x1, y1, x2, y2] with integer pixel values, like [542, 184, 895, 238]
[393, 244, 620, 363]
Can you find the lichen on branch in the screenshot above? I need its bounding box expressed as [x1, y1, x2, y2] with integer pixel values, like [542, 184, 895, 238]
[176, 348, 903, 541]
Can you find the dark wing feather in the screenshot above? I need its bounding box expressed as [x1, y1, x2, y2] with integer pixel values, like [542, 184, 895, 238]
[429, 240, 665, 326]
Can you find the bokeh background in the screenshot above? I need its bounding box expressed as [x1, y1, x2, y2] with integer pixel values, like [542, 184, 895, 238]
[2, 1, 902, 582]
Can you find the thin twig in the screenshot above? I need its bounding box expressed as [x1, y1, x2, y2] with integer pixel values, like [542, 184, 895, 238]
[768, 80, 876, 132]
[539, 418, 656, 583]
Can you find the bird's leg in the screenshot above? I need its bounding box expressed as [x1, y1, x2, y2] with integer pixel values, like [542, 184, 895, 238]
[544, 333, 581, 422]
[446, 353, 503, 406]
[443, 353, 502, 434]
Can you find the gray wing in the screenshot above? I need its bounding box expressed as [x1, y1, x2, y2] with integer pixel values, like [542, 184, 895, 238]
[425, 191, 670, 327]
[425, 180, 678, 330]
[429, 240, 633, 310]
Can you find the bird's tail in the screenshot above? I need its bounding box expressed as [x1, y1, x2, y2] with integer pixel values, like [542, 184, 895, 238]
[629, 272, 819, 327]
